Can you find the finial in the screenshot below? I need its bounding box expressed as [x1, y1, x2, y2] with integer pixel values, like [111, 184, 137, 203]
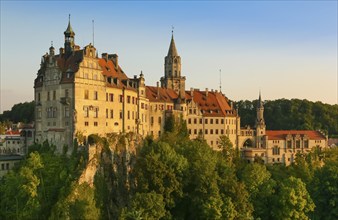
[69, 14, 71, 22]
[92, 19, 95, 46]
[171, 25, 174, 35]
[51, 41, 53, 47]
[219, 69, 222, 93]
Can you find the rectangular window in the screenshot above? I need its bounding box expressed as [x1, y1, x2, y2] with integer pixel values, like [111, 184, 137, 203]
[94, 108, 99, 118]
[141, 103, 145, 109]
[205, 129, 208, 134]
[94, 91, 98, 100]
[47, 91, 50, 101]
[221, 129, 224, 135]
[84, 107, 89, 117]
[210, 119, 213, 124]
[65, 107, 70, 118]
[200, 118, 203, 124]
[110, 93, 114, 102]
[119, 95, 123, 103]
[110, 109, 114, 118]
[85, 122, 89, 126]
[304, 140, 309, 148]
[94, 122, 98, 126]
[287, 140, 292, 148]
[128, 111, 130, 119]
[188, 118, 191, 124]
[221, 119, 224, 124]
[296, 140, 300, 148]
[216, 129, 218, 135]
[65, 89, 69, 97]
[210, 129, 213, 135]
[84, 90, 89, 99]
[106, 109, 108, 118]
[194, 118, 197, 124]
[205, 119, 208, 124]
[216, 119, 219, 124]
[127, 96, 131, 103]
[194, 129, 197, 135]
[53, 91, 56, 100]
[189, 129, 191, 134]
[132, 97, 135, 104]
[38, 93, 41, 102]
[52, 107, 57, 118]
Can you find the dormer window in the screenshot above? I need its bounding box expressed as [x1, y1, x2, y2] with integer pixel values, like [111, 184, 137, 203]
[67, 73, 70, 78]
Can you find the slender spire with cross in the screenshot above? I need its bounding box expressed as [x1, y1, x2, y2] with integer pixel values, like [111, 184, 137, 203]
[172, 25, 174, 35]
[219, 69, 222, 93]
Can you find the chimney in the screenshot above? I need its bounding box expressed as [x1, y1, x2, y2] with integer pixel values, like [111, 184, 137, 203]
[205, 88, 209, 97]
[211, 89, 214, 93]
[230, 101, 233, 109]
[157, 82, 160, 97]
[101, 53, 108, 61]
[59, 47, 64, 55]
[190, 87, 194, 100]
[215, 90, 218, 93]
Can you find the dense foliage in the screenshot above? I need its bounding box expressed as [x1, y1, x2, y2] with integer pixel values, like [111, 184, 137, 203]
[0, 101, 35, 123]
[235, 99, 338, 136]
[1, 119, 338, 219]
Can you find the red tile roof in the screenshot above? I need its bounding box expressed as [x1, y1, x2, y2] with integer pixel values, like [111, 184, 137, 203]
[98, 58, 128, 80]
[187, 90, 237, 117]
[146, 86, 178, 102]
[5, 131, 21, 135]
[266, 130, 326, 140]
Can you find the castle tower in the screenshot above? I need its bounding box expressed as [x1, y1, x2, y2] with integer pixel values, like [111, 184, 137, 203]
[160, 32, 186, 99]
[256, 91, 266, 148]
[64, 15, 75, 56]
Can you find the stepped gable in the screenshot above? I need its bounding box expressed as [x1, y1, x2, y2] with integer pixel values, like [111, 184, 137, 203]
[187, 90, 236, 117]
[146, 86, 178, 102]
[266, 130, 326, 140]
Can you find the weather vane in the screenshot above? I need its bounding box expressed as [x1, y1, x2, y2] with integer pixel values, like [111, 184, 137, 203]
[172, 25, 174, 34]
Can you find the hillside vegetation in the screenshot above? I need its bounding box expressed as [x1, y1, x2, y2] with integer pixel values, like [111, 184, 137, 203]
[235, 99, 338, 136]
[1, 120, 337, 219]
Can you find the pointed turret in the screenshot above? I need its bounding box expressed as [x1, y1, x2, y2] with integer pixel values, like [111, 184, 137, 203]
[167, 34, 178, 57]
[64, 14, 75, 56]
[255, 91, 266, 147]
[161, 31, 185, 100]
[257, 90, 263, 108]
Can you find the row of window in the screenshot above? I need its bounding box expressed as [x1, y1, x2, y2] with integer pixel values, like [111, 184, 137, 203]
[187, 118, 236, 125]
[37, 107, 70, 119]
[37, 89, 69, 102]
[287, 140, 309, 149]
[1, 163, 10, 170]
[188, 128, 234, 135]
[0, 148, 21, 154]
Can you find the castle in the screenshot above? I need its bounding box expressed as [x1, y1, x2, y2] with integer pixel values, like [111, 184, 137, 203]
[33, 19, 327, 165]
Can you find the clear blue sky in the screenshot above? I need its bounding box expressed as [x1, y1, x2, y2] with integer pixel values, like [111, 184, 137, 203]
[1, 1, 337, 113]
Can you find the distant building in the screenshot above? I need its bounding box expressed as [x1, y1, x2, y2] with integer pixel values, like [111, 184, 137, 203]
[0, 124, 34, 177]
[240, 93, 328, 165]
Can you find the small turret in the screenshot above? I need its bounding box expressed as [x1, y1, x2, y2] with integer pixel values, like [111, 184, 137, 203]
[64, 14, 75, 56]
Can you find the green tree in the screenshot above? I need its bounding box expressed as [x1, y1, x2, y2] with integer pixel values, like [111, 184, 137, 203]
[272, 176, 315, 220]
[238, 163, 275, 219]
[311, 148, 338, 219]
[121, 192, 166, 220]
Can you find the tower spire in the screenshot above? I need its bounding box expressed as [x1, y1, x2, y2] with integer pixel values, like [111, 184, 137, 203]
[219, 69, 222, 93]
[64, 14, 75, 56]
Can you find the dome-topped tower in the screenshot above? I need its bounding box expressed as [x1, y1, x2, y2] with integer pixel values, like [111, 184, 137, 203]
[64, 14, 75, 56]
